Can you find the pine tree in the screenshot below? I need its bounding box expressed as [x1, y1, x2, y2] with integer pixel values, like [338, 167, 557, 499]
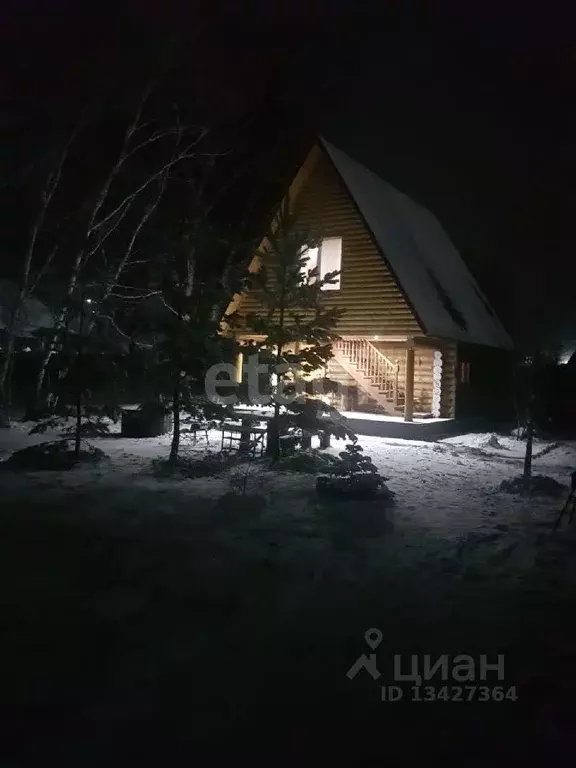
[238, 202, 354, 459]
[28, 287, 125, 457]
[140, 220, 241, 465]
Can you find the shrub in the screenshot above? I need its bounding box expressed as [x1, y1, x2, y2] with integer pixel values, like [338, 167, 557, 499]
[278, 449, 338, 474]
[152, 451, 239, 479]
[499, 474, 566, 498]
[1, 439, 106, 471]
[28, 405, 120, 438]
[316, 443, 394, 500]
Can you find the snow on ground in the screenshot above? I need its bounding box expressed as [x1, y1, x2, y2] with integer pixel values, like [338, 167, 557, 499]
[333, 432, 576, 537]
[1, 422, 575, 561]
[0, 420, 228, 497]
[4, 422, 576, 761]
[340, 410, 451, 423]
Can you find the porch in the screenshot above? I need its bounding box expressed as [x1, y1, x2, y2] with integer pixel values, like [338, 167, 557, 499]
[339, 410, 456, 440]
[233, 334, 457, 423]
[229, 403, 457, 442]
[327, 336, 455, 422]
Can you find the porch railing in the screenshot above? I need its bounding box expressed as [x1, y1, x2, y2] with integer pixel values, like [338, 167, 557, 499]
[333, 337, 404, 407]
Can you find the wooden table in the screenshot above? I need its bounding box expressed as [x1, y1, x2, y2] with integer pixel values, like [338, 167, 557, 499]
[228, 408, 333, 450]
[220, 419, 268, 457]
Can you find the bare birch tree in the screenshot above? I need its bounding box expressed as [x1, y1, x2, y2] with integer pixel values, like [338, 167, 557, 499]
[30, 84, 211, 410]
[0, 132, 76, 425]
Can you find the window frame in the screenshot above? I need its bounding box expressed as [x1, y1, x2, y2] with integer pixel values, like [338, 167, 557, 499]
[318, 236, 342, 291]
[302, 237, 342, 291]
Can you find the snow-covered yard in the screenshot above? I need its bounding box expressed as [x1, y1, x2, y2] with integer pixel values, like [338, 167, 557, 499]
[1, 421, 574, 545]
[2, 423, 576, 762]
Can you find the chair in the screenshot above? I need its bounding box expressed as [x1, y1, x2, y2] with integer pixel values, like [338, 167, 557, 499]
[183, 420, 211, 445]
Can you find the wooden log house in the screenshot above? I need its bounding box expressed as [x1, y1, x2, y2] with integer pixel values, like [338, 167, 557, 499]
[226, 139, 512, 424]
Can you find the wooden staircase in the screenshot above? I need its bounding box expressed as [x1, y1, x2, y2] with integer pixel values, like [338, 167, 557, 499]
[331, 338, 405, 416]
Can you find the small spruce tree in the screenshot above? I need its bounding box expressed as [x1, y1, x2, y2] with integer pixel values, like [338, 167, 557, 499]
[139, 220, 241, 465]
[317, 443, 394, 499]
[238, 202, 354, 459]
[29, 287, 124, 457]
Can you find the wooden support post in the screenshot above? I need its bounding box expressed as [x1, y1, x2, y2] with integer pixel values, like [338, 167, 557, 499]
[404, 339, 415, 422]
[239, 417, 251, 454]
[234, 351, 244, 384]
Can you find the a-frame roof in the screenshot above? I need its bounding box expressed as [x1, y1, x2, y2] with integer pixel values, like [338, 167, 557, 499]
[320, 138, 512, 349]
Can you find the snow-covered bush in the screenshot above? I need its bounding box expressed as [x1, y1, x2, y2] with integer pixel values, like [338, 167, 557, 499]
[29, 404, 120, 438]
[483, 434, 508, 450]
[152, 451, 238, 479]
[499, 474, 566, 498]
[278, 448, 338, 474]
[1, 439, 106, 471]
[316, 443, 394, 500]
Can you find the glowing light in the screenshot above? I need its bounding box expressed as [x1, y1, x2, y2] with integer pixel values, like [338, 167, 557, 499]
[319, 237, 342, 290]
[86, 298, 93, 304]
[300, 238, 342, 290]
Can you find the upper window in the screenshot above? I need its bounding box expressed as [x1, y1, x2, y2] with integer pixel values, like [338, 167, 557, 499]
[302, 237, 342, 290]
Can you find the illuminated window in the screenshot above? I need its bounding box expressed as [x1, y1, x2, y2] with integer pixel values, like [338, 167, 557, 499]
[319, 237, 342, 290]
[301, 238, 342, 290]
[302, 245, 319, 281]
[459, 361, 471, 384]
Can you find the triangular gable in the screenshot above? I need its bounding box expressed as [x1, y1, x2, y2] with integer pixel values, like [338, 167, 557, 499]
[321, 139, 513, 349]
[228, 144, 422, 338]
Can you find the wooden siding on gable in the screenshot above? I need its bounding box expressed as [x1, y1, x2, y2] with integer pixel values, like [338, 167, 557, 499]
[235, 147, 422, 338]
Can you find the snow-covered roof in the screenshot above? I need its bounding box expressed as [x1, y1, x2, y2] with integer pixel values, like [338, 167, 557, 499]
[321, 139, 512, 349]
[0, 279, 53, 337]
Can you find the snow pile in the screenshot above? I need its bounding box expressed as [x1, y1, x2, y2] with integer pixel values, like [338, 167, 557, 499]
[484, 434, 509, 450]
[152, 451, 239, 479]
[499, 475, 567, 498]
[441, 431, 564, 460]
[0, 438, 106, 471]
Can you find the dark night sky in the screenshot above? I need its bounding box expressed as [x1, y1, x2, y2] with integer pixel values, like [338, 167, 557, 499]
[1, 1, 575, 349]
